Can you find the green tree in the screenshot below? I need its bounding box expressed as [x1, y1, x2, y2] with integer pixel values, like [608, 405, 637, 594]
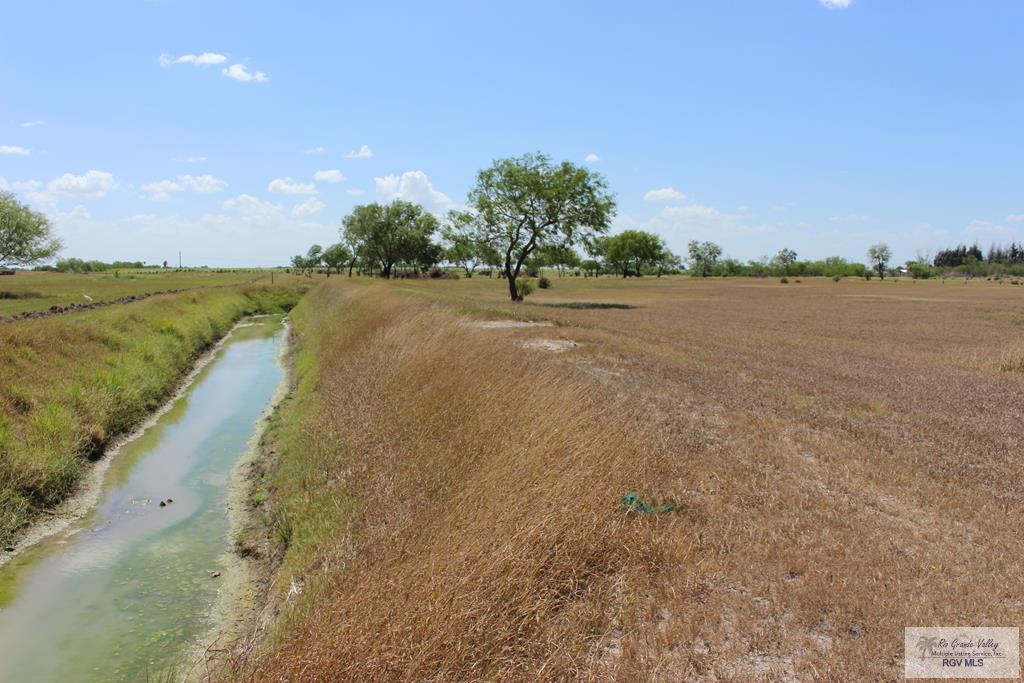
[460, 152, 616, 301]
[687, 240, 722, 277]
[534, 244, 581, 277]
[322, 242, 352, 277]
[0, 191, 62, 268]
[604, 230, 665, 277]
[341, 200, 439, 278]
[867, 243, 892, 280]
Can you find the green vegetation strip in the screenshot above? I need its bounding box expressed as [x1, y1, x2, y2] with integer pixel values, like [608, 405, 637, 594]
[0, 283, 306, 546]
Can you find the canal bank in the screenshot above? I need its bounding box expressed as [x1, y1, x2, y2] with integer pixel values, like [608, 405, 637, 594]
[0, 316, 288, 682]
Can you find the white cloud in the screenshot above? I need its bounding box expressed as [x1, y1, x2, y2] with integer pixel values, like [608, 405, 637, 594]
[644, 187, 686, 202]
[0, 177, 42, 192]
[313, 169, 346, 183]
[268, 177, 317, 195]
[963, 219, 1020, 241]
[1006, 214, 1024, 223]
[222, 63, 268, 83]
[346, 188, 365, 196]
[142, 179, 184, 201]
[819, 0, 853, 7]
[304, 146, 326, 155]
[222, 194, 285, 223]
[829, 214, 869, 222]
[179, 174, 227, 193]
[585, 153, 601, 163]
[143, 174, 226, 200]
[292, 196, 325, 217]
[0, 146, 31, 156]
[374, 171, 452, 214]
[160, 52, 227, 67]
[346, 145, 374, 159]
[171, 155, 206, 163]
[21, 120, 45, 128]
[48, 170, 118, 197]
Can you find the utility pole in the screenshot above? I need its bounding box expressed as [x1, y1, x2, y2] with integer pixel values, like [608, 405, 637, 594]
[178, 251, 182, 270]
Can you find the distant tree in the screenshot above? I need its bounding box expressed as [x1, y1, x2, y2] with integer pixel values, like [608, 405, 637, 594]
[867, 243, 892, 280]
[162, 260, 168, 269]
[772, 248, 798, 275]
[0, 191, 62, 268]
[341, 200, 439, 278]
[443, 211, 492, 278]
[535, 243, 582, 277]
[457, 152, 616, 301]
[322, 243, 352, 277]
[580, 258, 601, 277]
[687, 240, 722, 277]
[655, 249, 682, 277]
[604, 230, 664, 277]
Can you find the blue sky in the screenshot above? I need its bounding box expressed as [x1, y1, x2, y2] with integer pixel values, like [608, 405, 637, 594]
[2, 0, 1022, 267]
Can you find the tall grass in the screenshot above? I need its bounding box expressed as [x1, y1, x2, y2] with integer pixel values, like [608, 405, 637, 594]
[0, 284, 305, 546]
[236, 282, 676, 681]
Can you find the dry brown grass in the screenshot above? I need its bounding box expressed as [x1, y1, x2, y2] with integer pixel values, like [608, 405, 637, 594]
[240, 276, 1024, 681]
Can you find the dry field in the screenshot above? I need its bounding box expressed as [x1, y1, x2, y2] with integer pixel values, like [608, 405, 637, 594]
[242, 275, 1024, 681]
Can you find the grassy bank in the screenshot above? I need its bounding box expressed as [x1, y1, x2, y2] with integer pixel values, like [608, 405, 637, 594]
[235, 275, 1024, 680]
[236, 280, 674, 680]
[0, 283, 307, 546]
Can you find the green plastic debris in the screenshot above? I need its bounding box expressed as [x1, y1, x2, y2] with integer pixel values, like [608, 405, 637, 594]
[620, 492, 677, 514]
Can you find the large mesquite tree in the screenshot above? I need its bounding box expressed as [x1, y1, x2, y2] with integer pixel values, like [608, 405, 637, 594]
[0, 191, 62, 268]
[458, 153, 616, 301]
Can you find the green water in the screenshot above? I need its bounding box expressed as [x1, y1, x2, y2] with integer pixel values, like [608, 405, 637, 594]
[0, 317, 285, 682]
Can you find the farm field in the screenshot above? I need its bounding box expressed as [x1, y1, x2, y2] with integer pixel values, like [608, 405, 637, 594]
[0, 269, 289, 316]
[236, 275, 1024, 680]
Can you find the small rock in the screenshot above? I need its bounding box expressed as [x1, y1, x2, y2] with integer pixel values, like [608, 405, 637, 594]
[159, 501, 167, 507]
[4, 546, 15, 552]
[166, 498, 173, 504]
[210, 570, 221, 578]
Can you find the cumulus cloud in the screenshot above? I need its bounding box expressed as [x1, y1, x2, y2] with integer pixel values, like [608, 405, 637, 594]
[222, 194, 285, 223]
[160, 52, 227, 67]
[143, 174, 226, 200]
[819, 0, 853, 7]
[0, 177, 42, 192]
[0, 146, 31, 156]
[292, 197, 325, 217]
[222, 63, 268, 83]
[304, 146, 326, 155]
[268, 177, 317, 195]
[142, 179, 183, 201]
[346, 145, 374, 159]
[585, 153, 601, 163]
[313, 169, 346, 183]
[375, 171, 452, 214]
[179, 174, 227, 193]
[644, 187, 685, 202]
[48, 170, 118, 197]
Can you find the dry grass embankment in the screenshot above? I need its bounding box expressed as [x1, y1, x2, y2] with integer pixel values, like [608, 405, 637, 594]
[238, 275, 1024, 681]
[0, 283, 306, 546]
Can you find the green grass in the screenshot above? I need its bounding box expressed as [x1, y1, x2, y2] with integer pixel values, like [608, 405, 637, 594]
[0, 269, 297, 315]
[0, 282, 307, 546]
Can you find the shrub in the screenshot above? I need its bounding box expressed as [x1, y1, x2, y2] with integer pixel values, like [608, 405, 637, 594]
[780, 277, 789, 284]
[516, 278, 535, 298]
[833, 275, 841, 282]
[864, 272, 873, 280]
[538, 276, 552, 289]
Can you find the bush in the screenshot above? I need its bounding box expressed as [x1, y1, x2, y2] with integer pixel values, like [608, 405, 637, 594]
[516, 278, 534, 299]
[780, 277, 789, 284]
[538, 276, 552, 289]
[833, 275, 841, 282]
[864, 272, 873, 281]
